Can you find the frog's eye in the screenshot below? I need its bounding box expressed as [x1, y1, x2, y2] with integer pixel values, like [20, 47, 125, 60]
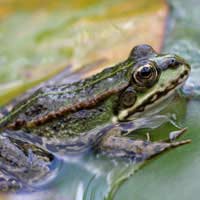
[120, 87, 137, 108]
[133, 62, 159, 88]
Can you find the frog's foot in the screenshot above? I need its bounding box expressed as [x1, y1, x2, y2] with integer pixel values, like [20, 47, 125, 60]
[98, 128, 191, 162]
[0, 134, 56, 192]
[0, 170, 23, 193]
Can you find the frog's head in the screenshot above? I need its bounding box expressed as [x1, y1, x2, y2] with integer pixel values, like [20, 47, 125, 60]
[117, 44, 190, 121]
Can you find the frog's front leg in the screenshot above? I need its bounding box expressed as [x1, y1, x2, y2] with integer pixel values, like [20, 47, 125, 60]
[98, 127, 191, 162]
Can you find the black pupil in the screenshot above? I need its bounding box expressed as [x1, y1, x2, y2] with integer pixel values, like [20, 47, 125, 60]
[140, 66, 151, 77]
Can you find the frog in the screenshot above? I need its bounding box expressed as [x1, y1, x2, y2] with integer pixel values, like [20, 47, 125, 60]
[0, 44, 191, 192]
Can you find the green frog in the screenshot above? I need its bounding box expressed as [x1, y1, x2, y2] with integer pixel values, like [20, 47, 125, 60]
[0, 44, 191, 192]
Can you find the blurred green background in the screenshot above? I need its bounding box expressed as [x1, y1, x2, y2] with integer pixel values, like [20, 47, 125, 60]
[0, 0, 200, 200]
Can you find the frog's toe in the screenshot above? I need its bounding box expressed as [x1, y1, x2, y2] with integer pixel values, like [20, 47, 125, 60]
[169, 127, 188, 141]
[144, 128, 191, 159]
[139, 138, 191, 161]
[160, 127, 189, 143]
[169, 139, 191, 147]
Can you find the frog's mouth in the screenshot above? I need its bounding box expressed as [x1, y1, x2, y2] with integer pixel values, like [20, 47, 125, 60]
[118, 64, 190, 121]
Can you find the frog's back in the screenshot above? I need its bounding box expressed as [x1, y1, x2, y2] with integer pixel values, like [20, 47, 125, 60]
[0, 59, 132, 130]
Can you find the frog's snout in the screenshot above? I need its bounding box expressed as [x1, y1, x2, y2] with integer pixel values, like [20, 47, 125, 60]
[175, 55, 191, 71]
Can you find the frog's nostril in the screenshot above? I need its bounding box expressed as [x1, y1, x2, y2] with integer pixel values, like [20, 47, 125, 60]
[169, 59, 180, 68]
